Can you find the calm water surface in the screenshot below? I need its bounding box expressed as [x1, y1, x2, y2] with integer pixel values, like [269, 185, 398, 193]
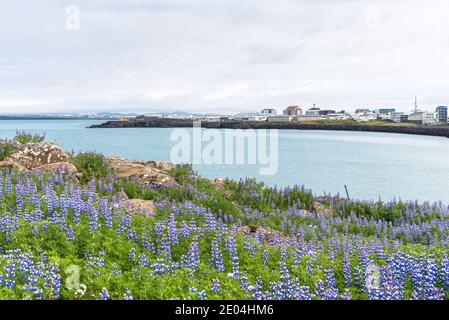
[1, 119, 448, 202]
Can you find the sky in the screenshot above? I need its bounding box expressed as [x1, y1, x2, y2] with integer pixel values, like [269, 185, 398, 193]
[1, 0, 449, 114]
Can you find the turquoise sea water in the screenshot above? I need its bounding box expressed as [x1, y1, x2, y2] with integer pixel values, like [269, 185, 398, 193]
[1, 119, 449, 202]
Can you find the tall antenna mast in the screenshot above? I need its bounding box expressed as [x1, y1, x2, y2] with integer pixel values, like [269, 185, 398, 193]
[414, 96, 418, 113]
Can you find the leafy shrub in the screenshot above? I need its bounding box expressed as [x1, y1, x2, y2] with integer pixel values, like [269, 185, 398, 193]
[14, 131, 46, 144]
[72, 152, 109, 183]
[170, 164, 194, 184]
[0, 142, 16, 161]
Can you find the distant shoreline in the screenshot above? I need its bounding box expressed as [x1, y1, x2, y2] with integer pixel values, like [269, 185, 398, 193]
[0, 117, 113, 121]
[88, 119, 449, 138]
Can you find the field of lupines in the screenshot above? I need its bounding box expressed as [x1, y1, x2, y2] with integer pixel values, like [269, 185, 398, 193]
[1, 152, 449, 300]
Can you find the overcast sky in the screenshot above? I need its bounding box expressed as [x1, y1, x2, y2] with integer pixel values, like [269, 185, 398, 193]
[1, 0, 449, 114]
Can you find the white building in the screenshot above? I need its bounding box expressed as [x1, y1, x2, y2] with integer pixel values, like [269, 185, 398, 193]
[294, 115, 323, 122]
[351, 112, 377, 122]
[408, 111, 427, 124]
[267, 115, 292, 122]
[261, 109, 277, 116]
[248, 116, 268, 121]
[323, 113, 350, 120]
[390, 112, 405, 123]
[120, 116, 137, 121]
[201, 116, 222, 122]
[305, 108, 321, 116]
[424, 112, 436, 124]
[377, 113, 392, 121]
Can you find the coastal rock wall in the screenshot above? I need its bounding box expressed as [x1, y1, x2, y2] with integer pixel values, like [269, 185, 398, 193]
[89, 120, 449, 138]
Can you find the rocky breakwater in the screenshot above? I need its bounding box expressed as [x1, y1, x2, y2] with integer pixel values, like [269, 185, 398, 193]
[89, 119, 449, 138]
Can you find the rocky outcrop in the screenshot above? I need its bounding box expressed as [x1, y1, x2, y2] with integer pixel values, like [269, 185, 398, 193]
[32, 162, 78, 176]
[313, 201, 332, 216]
[106, 157, 177, 188]
[115, 190, 129, 202]
[1, 140, 177, 187]
[7, 142, 70, 169]
[120, 199, 156, 217]
[0, 140, 77, 176]
[0, 158, 28, 172]
[146, 161, 174, 172]
[214, 178, 225, 189]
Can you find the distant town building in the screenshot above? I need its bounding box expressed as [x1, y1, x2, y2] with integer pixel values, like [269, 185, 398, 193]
[408, 111, 427, 124]
[425, 112, 436, 124]
[261, 108, 277, 116]
[248, 116, 268, 121]
[305, 107, 321, 116]
[323, 113, 350, 120]
[352, 110, 376, 122]
[375, 108, 396, 114]
[235, 114, 267, 121]
[303, 107, 335, 116]
[200, 116, 221, 122]
[377, 113, 392, 121]
[390, 112, 405, 123]
[136, 115, 163, 121]
[436, 106, 448, 122]
[165, 114, 194, 120]
[120, 116, 136, 122]
[294, 115, 322, 122]
[283, 106, 302, 116]
[267, 115, 292, 122]
[319, 109, 336, 116]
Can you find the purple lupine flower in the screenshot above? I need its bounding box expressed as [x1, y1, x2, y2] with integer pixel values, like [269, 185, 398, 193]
[211, 279, 221, 294]
[99, 288, 110, 300]
[211, 238, 225, 272]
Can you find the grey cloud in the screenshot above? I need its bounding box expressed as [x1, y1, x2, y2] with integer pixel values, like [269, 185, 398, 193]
[0, 0, 448, 113]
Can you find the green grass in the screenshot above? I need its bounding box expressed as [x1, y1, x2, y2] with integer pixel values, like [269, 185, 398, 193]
[72, 152, 110, 183]
[0, 135, 446, 300]
[1, 165, 448, 300]
[292, 119, 417, 127]
[14, 131, 46, 144]
[359, 120, 416, 127]
[0, 142, 16, 161]
[295, 120, 356, 125]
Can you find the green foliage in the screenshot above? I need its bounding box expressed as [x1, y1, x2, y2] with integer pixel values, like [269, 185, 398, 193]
[72, 152, 109, 183]
[0, 142, 16, 161]
[336, 199, 406, 222]
[14, 131, 46, 144]
[111, 166, 316, 234]
[0, 166, 448, 300]
[169, 164, 194, 183]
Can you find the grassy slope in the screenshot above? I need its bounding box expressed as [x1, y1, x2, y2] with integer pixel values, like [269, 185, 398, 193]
[0, 137, 447, 300]
[1, 164, 447, 300]
[296, 119, 417, 127]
